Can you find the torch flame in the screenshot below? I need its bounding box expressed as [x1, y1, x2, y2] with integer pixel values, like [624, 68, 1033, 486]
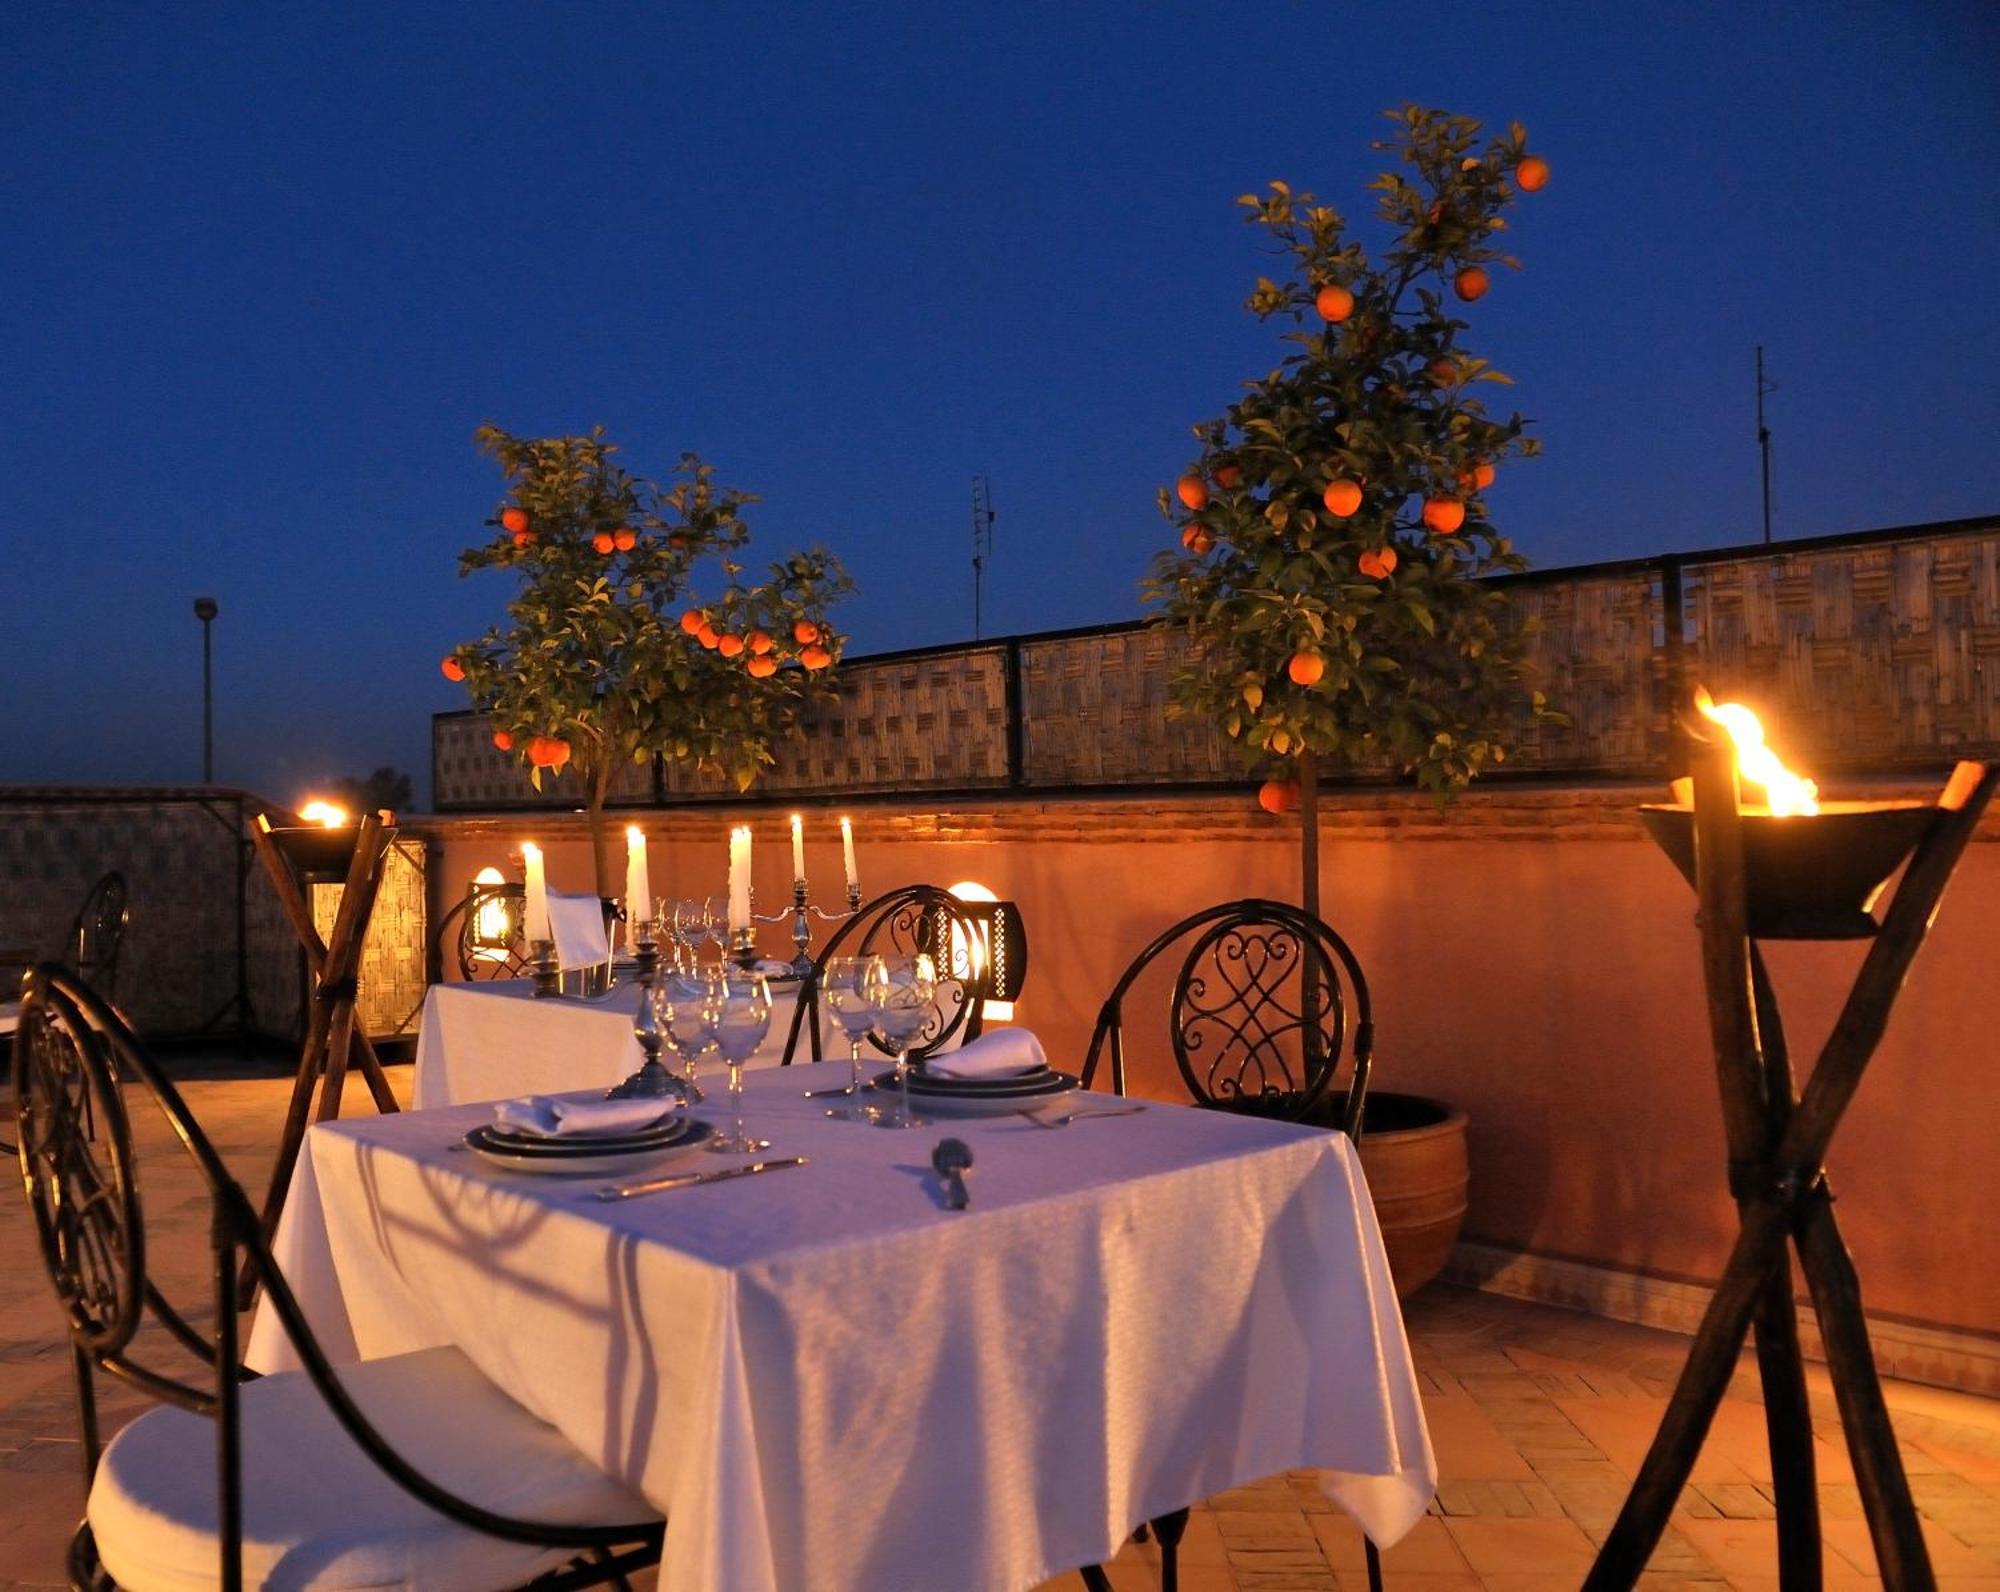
[298, 799, 351, 828]
[1694, 688, 1820, 816]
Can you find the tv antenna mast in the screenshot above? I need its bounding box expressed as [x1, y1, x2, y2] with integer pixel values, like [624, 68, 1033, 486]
[1756, 346, 1777, 544]
[970, 476, 996, 638]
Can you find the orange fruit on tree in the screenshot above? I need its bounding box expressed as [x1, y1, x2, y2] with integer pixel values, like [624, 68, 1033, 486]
[1287, 650, 1326, 687]
[440, 656, 465, 682]
[1423, 497, 1467, 534]
[1181, 523, 1214, 555]
[1515, 155, 1549, 192]
[747, 629, 773, 655]
[1358, 546, 1398, 580]
[1314, 284, 1355, 323]
[1322, 479, 1363, 518]
[1460, 156, 1481, 171]
[793, 619, 820, 645]
[1257, 779, 1301, 815]
[613, 526, 636, 551]
[698, 626, 721, 649]
[1213, 462, 1243, 490]
[492, 730, 513, 752]
[800, 644, 833, 671]
[718, 633, 745, 658]
[1453, 266, 1489, 303]
[680, 609, 706, 635]
[546, 739, 571, 770]
[500, 506, 529, 535]
[592, 531, 616, 555]
[746, 655, 779, 679]
[1459, 460, 1497, 493]
[1427, 356, 1460, 387]
[1176, 474, 1209, 512]
[511, 528, 534, 548]
[526, 736, 552, 768]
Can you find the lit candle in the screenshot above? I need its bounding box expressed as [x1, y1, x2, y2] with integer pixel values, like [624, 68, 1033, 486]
[728, 825, 753, 932]
[625, 825, 651, 946]
[790, 812, 805, 883]
[521, 842, 551, 943]
[840, 816, 858, 894]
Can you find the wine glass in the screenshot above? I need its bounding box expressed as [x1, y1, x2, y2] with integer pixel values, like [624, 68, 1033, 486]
[670, 899, 706, 967]
[706, 969, 773, 1153]
[817, 955, 886, 1121]
[652, 966, 714, 1104]
[702, 896, 730, 961]
[865, 954, 937, 1130]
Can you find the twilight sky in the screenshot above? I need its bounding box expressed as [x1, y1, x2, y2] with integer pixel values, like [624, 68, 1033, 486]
[4, 1, 1996, 805]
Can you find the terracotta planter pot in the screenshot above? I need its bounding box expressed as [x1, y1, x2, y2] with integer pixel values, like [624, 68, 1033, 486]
[1354, 1092, 1470, 1299]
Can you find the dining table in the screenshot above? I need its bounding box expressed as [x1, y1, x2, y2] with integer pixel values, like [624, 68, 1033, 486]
[247, 1060, 1435, 1592]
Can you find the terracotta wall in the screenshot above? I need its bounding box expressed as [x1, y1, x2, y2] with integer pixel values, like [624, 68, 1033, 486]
[415, 781, 2000, 1340]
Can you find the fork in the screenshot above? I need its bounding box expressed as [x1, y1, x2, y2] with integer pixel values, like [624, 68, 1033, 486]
[1017, 1104, 1149, 1130]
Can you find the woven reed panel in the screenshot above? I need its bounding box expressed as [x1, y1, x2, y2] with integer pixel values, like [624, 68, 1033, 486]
[676, 648, 1013, 795]
[434, 715, 653, 810]
[1503, 570, 1666, 774]
[309, 836, 427, 1039]
[1685, 528, 2000, 768]
[1019, 630, 1235, 786]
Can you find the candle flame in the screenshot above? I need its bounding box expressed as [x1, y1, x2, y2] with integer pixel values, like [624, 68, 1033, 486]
[521, 840, 542, 861]
[626, 824, 643, 844]
[1694, 688, 1820, 816]
[298, 799, 350, 828]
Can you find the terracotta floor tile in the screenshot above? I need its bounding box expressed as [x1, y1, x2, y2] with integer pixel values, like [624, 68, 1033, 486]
[1443, 1516, 1600, 1574]
[1426, 1396, 1542, 1482]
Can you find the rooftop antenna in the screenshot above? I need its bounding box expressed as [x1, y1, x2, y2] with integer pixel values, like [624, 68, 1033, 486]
[1756, 346, 1777, 544]
[970, 476, 996, 639]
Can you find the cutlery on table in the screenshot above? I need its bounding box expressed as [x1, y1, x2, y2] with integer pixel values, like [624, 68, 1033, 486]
[1017, 1104, 1150, 1130]
[931, 1138, 973, 1210]
[802, 1082, 859, 1099]
[594, 1155, 808, 1201]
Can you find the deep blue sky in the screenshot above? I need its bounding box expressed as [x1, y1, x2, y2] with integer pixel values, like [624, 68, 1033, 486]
[5, 2, 1996, 805]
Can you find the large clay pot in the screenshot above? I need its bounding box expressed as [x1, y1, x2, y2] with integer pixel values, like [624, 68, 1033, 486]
[1354, 1092, 1469, 1298]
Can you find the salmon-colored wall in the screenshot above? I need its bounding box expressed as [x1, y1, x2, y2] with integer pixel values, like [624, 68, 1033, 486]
[418, 785, 2000, 1339]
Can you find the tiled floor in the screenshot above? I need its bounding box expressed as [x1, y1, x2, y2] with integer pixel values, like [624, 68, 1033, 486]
[2, 1067, 1996, 1589]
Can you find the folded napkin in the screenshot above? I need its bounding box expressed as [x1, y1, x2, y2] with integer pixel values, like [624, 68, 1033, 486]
[492, 1094, 673, 1139]
[548, 890, 610, 972]
[923, 1028, 1048, 1081]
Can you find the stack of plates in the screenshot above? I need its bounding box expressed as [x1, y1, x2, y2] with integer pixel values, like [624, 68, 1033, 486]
[872, 1063, 1078, 1117]
[463, 1113, 714, 1175]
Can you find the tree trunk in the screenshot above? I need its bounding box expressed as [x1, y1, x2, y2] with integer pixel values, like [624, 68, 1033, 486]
[1299, 750, 1321, 921]
[585, 761, 618, 899]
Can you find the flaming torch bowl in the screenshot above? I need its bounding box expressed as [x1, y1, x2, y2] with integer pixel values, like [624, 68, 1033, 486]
[1638, 799, 1938, 940]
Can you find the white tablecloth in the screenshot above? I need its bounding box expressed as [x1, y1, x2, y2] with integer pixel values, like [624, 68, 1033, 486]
[412, 978, 829, 1109]
[248, 1064, 1435, 1592]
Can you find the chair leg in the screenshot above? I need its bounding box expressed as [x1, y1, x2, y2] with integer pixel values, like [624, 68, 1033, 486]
[1079, 1565, 1115, 1592]
[1154, 1508, 1188, 1592]
[1364, 1535, 1383, 1592]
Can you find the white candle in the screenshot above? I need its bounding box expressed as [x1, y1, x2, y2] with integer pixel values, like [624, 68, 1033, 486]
[790, 813, 805, 883]
[840, 816, 858, 894]
[624, 825, 651, 946]
[728, 825, 753, 933]
[521, 842, 551, 943]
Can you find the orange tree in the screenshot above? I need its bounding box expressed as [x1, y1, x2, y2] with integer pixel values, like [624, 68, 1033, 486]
[1146, 106, 1561, 911]
[443, 425, 852, 894]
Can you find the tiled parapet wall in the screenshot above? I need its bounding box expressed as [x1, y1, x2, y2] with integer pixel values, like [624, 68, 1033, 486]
[432, 515, 2000, 811]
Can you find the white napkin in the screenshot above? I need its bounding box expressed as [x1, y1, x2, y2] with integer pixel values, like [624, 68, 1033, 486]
[923, 1028, 1048, 1081]
[492, 1094, 674, 1139]
[548, 889, 610, 971]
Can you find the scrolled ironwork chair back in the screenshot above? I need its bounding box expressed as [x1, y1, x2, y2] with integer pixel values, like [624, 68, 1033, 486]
[71, 872, 130, 999]
[1080, 898, 1374, 1136]
[13, 965, 662, 1588]
[780, 884, 991, 1064]
[436, 880, 533, 982]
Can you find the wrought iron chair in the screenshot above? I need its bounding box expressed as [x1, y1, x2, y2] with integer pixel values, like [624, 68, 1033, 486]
[777, 884, 998, 1065]
[71, 872, 131, 1001]
[1077, 897, 1380, 1592]
[432, 881, 533, 982]
[13, 965, 665, 1591]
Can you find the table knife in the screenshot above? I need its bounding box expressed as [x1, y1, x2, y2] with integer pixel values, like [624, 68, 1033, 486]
[594, 1155, 808, 1201]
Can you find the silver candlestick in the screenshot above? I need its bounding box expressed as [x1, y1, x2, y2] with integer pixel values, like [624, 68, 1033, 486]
[606, 954, 692, 1102]
[728, 923, 760, 970]
[530, 938, 560, 999]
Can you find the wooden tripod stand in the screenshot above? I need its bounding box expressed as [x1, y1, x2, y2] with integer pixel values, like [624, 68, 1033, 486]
[1584, 746, 1996, 1591]
[248, 811, 402, 1249]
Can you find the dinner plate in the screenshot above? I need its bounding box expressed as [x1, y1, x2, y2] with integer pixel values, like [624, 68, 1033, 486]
[466, 1118, 714, 1176]
[480, 1112, 690, 1153]
[870, 1069, 1078, 1115]
[900, 1066, 1070, 1097]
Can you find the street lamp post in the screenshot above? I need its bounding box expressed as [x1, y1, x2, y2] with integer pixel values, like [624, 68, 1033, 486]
[194, 597, 218, 783]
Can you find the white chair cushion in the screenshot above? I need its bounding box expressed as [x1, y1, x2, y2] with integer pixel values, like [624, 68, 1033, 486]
[89, 1345, 659, 1592]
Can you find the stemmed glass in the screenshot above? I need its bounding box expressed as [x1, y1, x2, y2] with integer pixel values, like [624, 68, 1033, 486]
[865, 954, 937, 1130]
[706, 969, 773, 1153]
[702, 896, 730, 961]
[817, 955, 886, 1121]
[671, 899, 708, 967]
[651, 967, 714, 1104]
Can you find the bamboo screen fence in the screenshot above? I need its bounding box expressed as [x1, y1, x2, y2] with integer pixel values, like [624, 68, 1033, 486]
[433, 516, 2000, 809]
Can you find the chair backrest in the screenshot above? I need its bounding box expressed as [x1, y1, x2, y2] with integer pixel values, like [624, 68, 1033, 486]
[778, 885, 996, 1064]
[1079, 898, 1375, 1138]
[70, 872, 129, 997]
[434, 881, 532, 982]
[12, 965, 659, 1575]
